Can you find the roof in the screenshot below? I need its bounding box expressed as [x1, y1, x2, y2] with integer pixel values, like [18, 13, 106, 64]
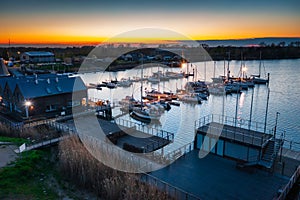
[0, 59, 10, 77]
[15, 75, 86, 99]
[23, 51, 54, 57]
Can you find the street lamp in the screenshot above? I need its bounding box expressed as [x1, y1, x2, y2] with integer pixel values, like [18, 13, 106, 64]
[25, 100, 32, 119]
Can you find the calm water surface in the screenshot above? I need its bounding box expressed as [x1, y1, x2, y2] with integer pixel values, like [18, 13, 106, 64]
[79, 59, 300, 143]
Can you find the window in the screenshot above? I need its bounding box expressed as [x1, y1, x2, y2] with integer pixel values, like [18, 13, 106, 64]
[56, 86, 62, 92]
[46, 104, 57, 112]
[46, 88, 52, 94]
[67, 100, 80, 107]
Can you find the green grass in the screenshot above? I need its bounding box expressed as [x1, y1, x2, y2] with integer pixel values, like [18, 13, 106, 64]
[0, 136, 29, 145]
[0, 149, 59, 199]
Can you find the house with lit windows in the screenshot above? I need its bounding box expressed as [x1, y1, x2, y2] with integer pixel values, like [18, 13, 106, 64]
[0, 74, 87, 120]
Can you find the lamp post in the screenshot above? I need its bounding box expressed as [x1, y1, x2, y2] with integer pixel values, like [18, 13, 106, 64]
[25, 100, 32, 119]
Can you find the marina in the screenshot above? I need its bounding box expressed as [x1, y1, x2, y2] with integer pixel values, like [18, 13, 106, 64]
[1, 56, 300, 199]
[81, 58, 300, 145]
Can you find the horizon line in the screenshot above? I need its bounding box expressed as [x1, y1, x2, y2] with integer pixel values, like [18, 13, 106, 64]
[1, 36, 300, 47]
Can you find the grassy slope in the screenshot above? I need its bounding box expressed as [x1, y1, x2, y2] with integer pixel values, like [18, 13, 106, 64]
[0, 149, 58, 199]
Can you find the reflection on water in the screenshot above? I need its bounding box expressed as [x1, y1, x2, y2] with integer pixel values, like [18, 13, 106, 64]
[80, 59, 300, 142]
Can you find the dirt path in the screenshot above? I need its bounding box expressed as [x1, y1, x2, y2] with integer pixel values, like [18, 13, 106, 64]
[0, 144, 18, 168]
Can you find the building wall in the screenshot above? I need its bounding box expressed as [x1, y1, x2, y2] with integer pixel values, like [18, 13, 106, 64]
[195, 133, 260, 162]
[21, 53, 55, 63]
[13, 90, 87, 119]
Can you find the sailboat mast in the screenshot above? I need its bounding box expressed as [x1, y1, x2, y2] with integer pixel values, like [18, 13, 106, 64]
[259, 51, 262, 77]
[204, 60, 207, 82]
[141, 54, 143, 109]
[223, 58, 226, 77]
[213, 61, 216, 80]
[227, 52, 230, 80]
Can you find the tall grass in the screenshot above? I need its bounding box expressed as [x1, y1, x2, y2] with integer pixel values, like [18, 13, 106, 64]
[0, 123, 60, 143]
[59, 135, 173, 200]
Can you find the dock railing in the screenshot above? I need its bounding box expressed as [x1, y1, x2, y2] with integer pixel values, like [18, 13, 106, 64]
[163, 141, 194, 162]
[282, 139, 300, 151]
[195, 114, 275, 147]
[140, 172, 200, 200]
[276, 165, 300, 200]
[138, 142, 199, 200]
[114, 118, 174, 142]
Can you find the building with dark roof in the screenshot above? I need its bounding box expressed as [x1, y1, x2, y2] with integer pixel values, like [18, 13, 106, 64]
[0, 58, 10, 77]
[0, 74, 87, 120]
[21, 51, 55, 63]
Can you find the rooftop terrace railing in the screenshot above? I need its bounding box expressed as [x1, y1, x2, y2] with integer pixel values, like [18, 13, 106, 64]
[195, 114, 275, 135]
[195, 114, 276, 148]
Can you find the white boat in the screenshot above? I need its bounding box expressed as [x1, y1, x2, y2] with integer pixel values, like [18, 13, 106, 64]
[209, 86, 226, 95]
[117, 78, 132, 87]
[130, 55, 162, 122]
[178, 93, 202, 104]
[148, 76, 160, 83]
[152, 71, 170, 81]
[165, 71, 184, 79]
[130, 106, 161, 121]
[251, 52, 269, 84]
[106, 82, 117, 89]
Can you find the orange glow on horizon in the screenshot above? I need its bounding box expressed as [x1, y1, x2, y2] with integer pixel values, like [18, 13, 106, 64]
[1, 8, 299, 45]
[1, 33, 300, 46]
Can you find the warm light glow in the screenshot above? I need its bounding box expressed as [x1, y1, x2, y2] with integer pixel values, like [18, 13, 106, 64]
[25, 101, 32, 107]
[242, 67, 248, 72]
[181, 63, 187, 69]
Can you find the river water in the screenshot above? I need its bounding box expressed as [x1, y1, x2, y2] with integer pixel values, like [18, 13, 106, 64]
[79, 58, 300, 144]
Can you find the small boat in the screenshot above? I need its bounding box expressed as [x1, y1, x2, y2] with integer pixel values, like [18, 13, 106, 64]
[178, 93, 202, 104]
[225, 83, 241, 94]
[119, 96, 141, 113]
[152, 100, 171, 111]
[130, 57, 162, 123]
[148, 76, 160, 83]
[163, 91, 178, 100]
[169, 101, 180, 106]
[165, 71, 184, 79]
[251, 52, 269, 84]
[117, 78, 132, 87]
[106, 82, 117, 89]
[252, 76, 268, 84]
[209, 87, 225, 95]
[145, 89, 170, 100]
[185, 81, 209, 93]
[197, 92, 208, 100]
[152, 71, 170, 81]
[130, 106, 161, 122]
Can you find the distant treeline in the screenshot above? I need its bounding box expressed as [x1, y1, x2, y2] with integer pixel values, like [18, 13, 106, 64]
[1, 45, 300, 61]
[205, 46, 300, 60]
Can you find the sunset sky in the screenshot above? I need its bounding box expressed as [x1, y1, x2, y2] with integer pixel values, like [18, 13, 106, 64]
[0, 0, 299, 45]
